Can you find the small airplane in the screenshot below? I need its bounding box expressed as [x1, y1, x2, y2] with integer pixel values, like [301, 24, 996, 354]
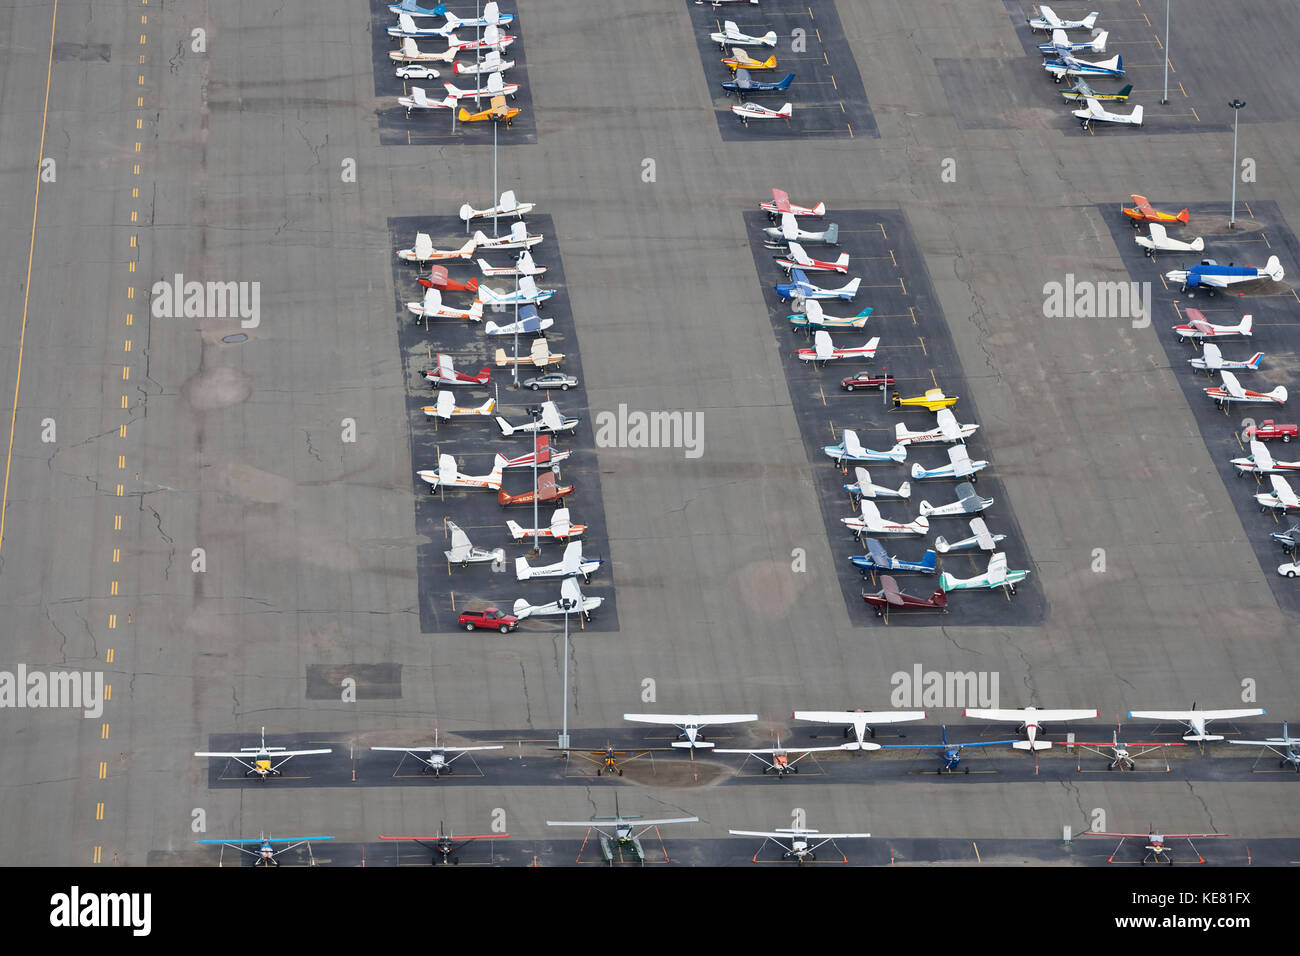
[407, 287, 484, 322]
[1073, 97, 1142, 130]
[1123, 194, 1190, 226]
[935, 516, 1006, 553]
[547, 796, 698, 865]
[484, 311, 553, 336]
[1136, 222, 1204, 258]
[515, 540, 602, 583]
[1082, 827, 1227, 865]
[379, 821, 507, 865]
[1026, 6, 1099, 32]
[963, 706, 1098, 750]
[893, 387, 958, 411]
[1072, 725, 1187, 770]
[790, 709, 924, 750]
[422, 392, 496, 420]
[1229, 722, 1300, 771]
[460, 189, 532, 223]
[557, 741, 673, 777]
[863, 574, 948, 616]
[497, 470, 574, 507]
[894, 409, 979, 445]
[1174, 310, 1252, 342]
[494, 337, 564, 368]
[387, 12, 456, 38]
[721, 70, 795, 101]
[387, 1, 514, 27]
[473, 221, 542, 250]
[1043, 53, 1124, 83]
[775, 241, 849, 274]
[794, 330, 879, 365]
[421, 353, 490, 388]
[918, 482, 993, 518]
[1187, 343, 1263, 373]
[721, 47, 777, 73]
[444, 519, 505, 567]
[882, 725, 1020, 773]
[506, 506, 585, 542]
[939, 551, 1030, 595]
[446, 24, 515, 53]
[730, 825, 871, 864]
[714, 734, 854, 778]
[478, 275, 556, 308]
[1127, 705, 1266, 742]
[398, 87, 458, 116]
[731, 101, 792, 126]
[788, 301, 872, 331]
[1272, 521, 1300, 554]
[515, 577, 604, 621]
[841, 500, 929, 538]
[1037, 27, 1107, 55]
[194, 726, 332, 779]
[1059, 77, 1132, 102]
[777, 268, 860, 302]
[500, 434, 570, 469]
[387, 0, 447, 16]
[710, 19, 777, 49]
[1231, 439, 1300, 476]
[197, 833, 334, 867]
[478, 249, 546, 277]
[397, 233, 475, 263]
[371, 729, 505, 776]
[848, 539, 937, 575]
[622, 713, 758, 750]
[823, 429, 908, 466]
[417, 452, 507, 493]
[1256, 474, 1300, 513]
[1166, 256, 1285, 293]
[910, 445, 989, 482]
[389, 37, 457, 64]
[760, 187, 826, 219]
[843, 466, 910, 501]
[416, 265, 479, 294]
[457, 95, 520, 125]
[763, 212, 839, 245]
[1204, 370, 1286, 408]
[453, 50, 515, 75]
[496, 400, 579, 436]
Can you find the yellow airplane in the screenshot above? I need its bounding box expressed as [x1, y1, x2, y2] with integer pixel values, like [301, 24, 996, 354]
[722, 47, 777, 72]
[458, 94, 520, 126]
[893, 388, 958, 412]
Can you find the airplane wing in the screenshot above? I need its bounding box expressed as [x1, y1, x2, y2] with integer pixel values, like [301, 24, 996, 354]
[866, 537, 890, 566]
[198, 836, 334, 845]
[1229, 737, 1299, 746]
[1220, 370, 1245, 398]
[986, 551, 1008, 585]
[965, 708, 1098, 721]
[792, 710, 924, 725]
[1201, 342, 1223, 368]
[949, 445, 972, 470]
[1272, 474, 1300, 507]
[1129, 709, 1264, 721]
[370, 744, 505, 753]
[936, 408, 959, 440]
[379, 832, 505, 841]
[194, 748, 332, 758]
[769, 187, 791, 211]
[881, 574, 905, 606]
[549, 817, 699, 827]
[969, 517, 995, 549]
[623, 714, 758, 725]
[1251, 440, 1276, 472]
[714, 744, 851, 755]
[1148, 222, 1168, 244]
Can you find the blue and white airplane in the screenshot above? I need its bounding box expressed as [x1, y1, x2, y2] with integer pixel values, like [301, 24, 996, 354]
[1037, 28, 1107, 55]
[843, 467, 909, 501]
[197, 833, 334, 866]
[1027, 6, 1099, 32]
[1229, 722, 1300, 771]
[910, 445, 988, 481]
[882, 725, 1019, 772]
[721, 69, 795, 99]
[388, 0, 515, 27]
[823, 429, 907, 466]
[1043, 53, 1123, 82]
[849, 538, 937, 575]
[484, 304, 553, 336]
[388, 13, 455, 37]
[776, 268, 860, 302]
[1166, 255, 1285, 293]
[478, 275, 556, 308]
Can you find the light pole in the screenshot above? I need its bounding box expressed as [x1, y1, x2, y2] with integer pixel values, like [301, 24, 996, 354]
[557, 594, 575, 753]
[1161, 0, 1170, 104]
[526, 404, 541, 554]
[1229, 99, 1246, 228]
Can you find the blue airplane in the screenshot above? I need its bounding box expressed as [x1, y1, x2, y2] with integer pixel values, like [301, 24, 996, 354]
[197, 833, 334, 866]
[1166, 255, 1285, 293]
[881, 725, 1019, 773]
[849, 539, 937, 575]
[721, 70, 795, 98]
[776, 268, 860, 302]
[388, 0, 516, 26]
[1043, 52, 1123, 82]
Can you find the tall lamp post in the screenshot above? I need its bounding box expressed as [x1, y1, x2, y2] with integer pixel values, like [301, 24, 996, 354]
[1160, 0, 1170, 104]
[1229, 99, 1246, 228]
[557, 594, 575, 753]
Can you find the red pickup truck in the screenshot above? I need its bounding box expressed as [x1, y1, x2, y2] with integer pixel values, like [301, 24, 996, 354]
[1245, 420, 1297, 443]
[458, 607, 519, 633]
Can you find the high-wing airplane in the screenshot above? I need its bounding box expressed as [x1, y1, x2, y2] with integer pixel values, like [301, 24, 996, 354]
[722, 47, 777, 73]
[444, 75, 520, 106]
[416, 265, 479, 294]
[788, 301, 872, 331]
[732, 100, 793, 125]
[548, 796, 698, 864]
[389, 37, 457, 64]
[1037, 27, 1107, 55]
[791, 709, 924, 750]
[506, 505, 585, 542]
[715, 734, 854, 778]
[458, 95, 520, 125]
[417, 452, 506, 493]
[194, 727, 332, 779]
[423, 391, 496, 420]
[863, 574, 948, 616]
[494, 337, 564, 368]
[895, 409, 979, 445]
[775, 241, 849, 274]
[1272, 521, 1300, 554]
[1255, 474, 1300, 513]
[1127, 705, 1266, 742]
[963, 706, 1098, 750]
[407, 287, 484, 322]
[823, 429, 908, 466]
[1187, 343, 1263, 373]
[514, 577, 603, 622]
[388, 1, 514, 27]
[556, 741, 674, 777]
[1083, 827, 1226, 865]
[484, 313, 553, 336]
[710, 19, 777, 49]
[478, 249, 546, 277]
[918, 482, 993, 518]
[496, 400, 579, 436]
[453, 50, 515, 75]
[1136, 222, 1204, 257]
[882, 725, 1020, 773]
[371, 729, 505, 776]
[1166, 256, 1285, 293]
[939, 551, 1030, 595]
[910, 445, 989, 482]
[844, 466, 910, 501]
[730, 825, 870, 864]
[1123, 194, 1190, 226]
[446, 24, 515, 53]
[379, 822, 507, 865]
[1073, 97, 1142, 130]
[515, 540, 602, 582]
[893, 387, 958, 411]
[1059, 77, 1132, 102]
[763, 212, 839, 245]
[761, 188, 826, 218]
[197, 833, 334, 867]
[500, 433, 570, 469]
[842, 500, 929, 538]
[421, 353, 490, 388]
[1231, 439, 1300, 476]
[1204, 369, 1286, 408]
[849, 538, 937, 575]
[1027, 6, 1099, 32]
[795, 330, 879, 365]
[444, 519, 505, 567]
[1229, 722, 1300, 771]
[1043, 53, 1124, 82]
[722, 70, 795, 100]
[478, 275, 556, 307]
[1174, 310, 1252, 342]
[622, 713, 758, 750]
[397, 232, 476, 263]
[398, 87, 458, 116]
[935, 516, 1006, 553]
[473, 221, 542, 250]
[497, 471, 574, 508]
[1071, 724, 1187, 770]
[460, 189, 531, 224]
[777, 268, 859, 302]
[388, 12, 456, 38]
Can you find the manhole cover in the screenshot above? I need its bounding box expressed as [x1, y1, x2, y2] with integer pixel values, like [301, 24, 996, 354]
[221, 333, 248, 344]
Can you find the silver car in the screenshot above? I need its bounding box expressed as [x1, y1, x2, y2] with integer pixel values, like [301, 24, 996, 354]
[523, 372, 578, 391]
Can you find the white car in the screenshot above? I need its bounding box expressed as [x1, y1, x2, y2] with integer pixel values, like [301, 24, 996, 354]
[396, 64, 440, 79]
[1280, 561, 1300, 578]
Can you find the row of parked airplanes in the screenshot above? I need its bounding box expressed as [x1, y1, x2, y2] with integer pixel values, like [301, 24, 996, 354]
[754, 189, 1030, 614]
[703, 18, 799, 126]
[1027, 6, 1143, 130]
[1123, 196, 1300, 575]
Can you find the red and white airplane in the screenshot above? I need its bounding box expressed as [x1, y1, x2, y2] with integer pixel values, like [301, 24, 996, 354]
[1083, 827, 1227, 864]
[507, 506, 585, 542]
[1256, 474, 1300, 513]
[444, 72, 520, 103]
[416, 265, 479, 294]
[732, 101, 792, 125]
[379, 821, 507, 865]
[791, 709, 925, 750]
[397, 233, 476, 264]
[1204, 370, 1286, 407]
[774, 241, 849, 274]
[761, 187, 826, 218]
[842, 500, 928, 538]
[894, 409, 980, 445]
[420, 353, 490, 387]
[398, 87, 457, 116]
[407, 287, 483, 322]
[795, 330, 879, 364]
[501, 434, 570, 469]
[714, 735, 856, 777]
[417, 453, 506, 493]
[460, 188, 532, 223]
[1231, 439, 1300, 476]
[473, 221, 542, 250]
[446, 24, 514, 53]
[963, 706, 1098, 751]
[453, 51, 515, 75]
[1172, 309, 1252, 342]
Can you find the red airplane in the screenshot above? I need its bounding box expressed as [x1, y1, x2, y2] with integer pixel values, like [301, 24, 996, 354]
[417, 265, 480, 294]
[1122, 194, 1189, 227]
[379, 822, 506, 865]
[862, 575, 947, 617]
[497, 471, 574, 507]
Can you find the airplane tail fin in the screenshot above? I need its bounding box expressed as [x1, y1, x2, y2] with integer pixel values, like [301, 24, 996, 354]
[496, 416, 514, 436]
[895, 422, 909, 443]
[457, 107, 472, 121]
[458, 239, 477, 257]
[1176, 208, 1190, 223]
[1082, 12, 1099, 29]
[779, 101, 792, 117]
[489, 453, 507, 487]
[920, 548, 937, 571]
[1247, 352, 1264, 369]
[810, 201, 826, 217]
[1239, 315, 1254, 335]
[1110, 54, 1122, 73]
[842, 278, 861, 298]
[465, 277, 480, 292]
[458, 202, 475, 221]
[823, 222, 839, 245]
[1270, 387, 1288, 403]
[914, 515, 929, 535]
[1115, 84, 1133, 99]
[777, 73, 795, 91]
[935, 536, 951, 554]
[478, 398, 496, 415]
[931, 589, 947, 608]
[467, 300, 484, 321]
[1129, 104, 1143, 125]
[514, 556, 530, 580]
[1263, 255, 1285, 281]
[1189, 237, 1205, 252]
[484, 321, 503, 335]
[475, 367, 491, 383]
[918, 500, 934, 517]
[910, 463, 925, 480]
[512, 598, 531, 618]
[506, 519, 524, 539]
[897, 481, 911, 499]
[1013, 740, 1052, 751]
[1092, 30, 1108, 53]
[835, 253, 851, 270]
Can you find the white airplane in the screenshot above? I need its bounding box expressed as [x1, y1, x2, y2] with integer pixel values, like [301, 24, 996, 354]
[1255, 474, 1300, 513]
[496, 401, 578, 437]
[842, 500, 929, 538]
[763, 212, 839, 245]
[1128, 705, 1266, 742]
[194, 727, 331, 779]
[547, 798, 697, 865]
[1188, 343, 1264, 373]
[196, 833, 334, 867]
[484, 312, 554, 336]
[1038, 27, 1107, 54]
[417, 453, 506, 493]
[371, 729, 505, 776]
[789, 301, 872, 331]
[389, 36, 456, 64]
[500, 434, 570, 469]
[478, 250, 547, 277]
[514, 576, 603, 622]
[478, 275, 556, 307]
[761, 187, 826, 219]
[1229, 722, 1300, 771]
[710, 19, 777, 49]
[473, 221, 542, 250]
[1072, 97, 1142, 130]
[919, 482, 993, 518]
[446, 24, 515, 53]
[507, 506, 585, 542]
[1173, 310, 1252, 342]
[963, 706, 1098, 750]
[387, 12, 456, 38]
[939, 551, 1031, 595]
[453, 50, 515, 75]
[460, 189, 532, 224]
[397, 233, 475, 263]
[775, 241, 849, 274]
[732, 100, 792, 125]
[935, 516, 1006, 553]
[495, 338, 563, 368]
[1027, 6, 1099, 31]
[515, 540, 603, 583]
[1204, 370, 1286, 408]
[778, 268, 861, 303]
[1166, 256, 1285, 293]
[622, 713, 758, 750]
[423, 391, 496, 420]
[714, 735, 856, 777]
[845, 467, 910, 501]
[730, 826, 871, 863]
[1231, 439, 1300, 476]
[894, 409, 979, 445]
[910, 445, 988, 481]
[790, 709, 924, 750]
[823, 429, 908, 466]
[388, 0, 514, 25]
[407, 287, 483, 323]
[444, 519, 505, 567]
[441, 2, 513, 30]
[1136, 222, 1204, 258]
[794, 330, 879, 364]
[398, 87, 457, 116]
